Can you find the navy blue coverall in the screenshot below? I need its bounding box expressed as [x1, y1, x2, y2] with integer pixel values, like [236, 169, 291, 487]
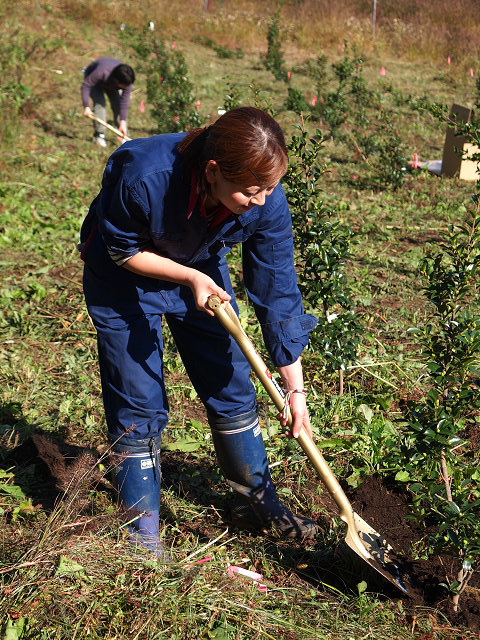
[79, 133, 317, 446]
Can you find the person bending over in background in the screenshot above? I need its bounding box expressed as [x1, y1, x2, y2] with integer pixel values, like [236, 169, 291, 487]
[81, 57, 135, 147]
[79, 106, 319, 559]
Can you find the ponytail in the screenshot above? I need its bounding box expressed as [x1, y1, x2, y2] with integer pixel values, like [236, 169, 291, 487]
[178, 126, 212, 202]
[177, 126, 211, 164]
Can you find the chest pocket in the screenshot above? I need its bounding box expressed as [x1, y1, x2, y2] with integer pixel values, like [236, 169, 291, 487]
[152, 231, 205, 264]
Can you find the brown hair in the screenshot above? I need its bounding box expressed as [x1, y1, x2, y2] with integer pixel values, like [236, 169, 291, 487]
[177, 107, 288, 201]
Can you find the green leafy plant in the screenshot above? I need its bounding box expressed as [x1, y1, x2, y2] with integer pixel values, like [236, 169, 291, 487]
[368, 113, 408, 190]
[303, 42, 407, 189]
[283, 121, 363, 393]
[345, 408, 401, 487]
[283, 87, 309, 115]
[196, 35, 244, 59]
[248, 80, 277, 117]
[222, 75, 242, 112]
[127, 26, 204, 133]
[301, 54, 328, 107]
[312, 42, 367, 138]
[263, 11, 287, 82]
[0, 469, 35, 521]
[395, 205, 480, 610]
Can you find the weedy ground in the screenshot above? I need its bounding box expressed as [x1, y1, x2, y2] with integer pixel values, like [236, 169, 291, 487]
[0, 2, 479, 639]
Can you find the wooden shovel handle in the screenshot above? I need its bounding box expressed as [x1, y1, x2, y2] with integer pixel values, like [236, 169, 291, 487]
[85, 112, 132, 141]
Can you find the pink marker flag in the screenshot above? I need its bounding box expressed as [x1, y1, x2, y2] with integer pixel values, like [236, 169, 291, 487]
[184, 555, 213, 569]
[140, 100, 145, 113]
[312, 96, 317, 106]
[287, 71, 291, 80]
[447, 56, 451, 64]
[470, 68, 474, 77]
[196, 100, 201, 111]
[411, 153, 419, 169]
[380, 66, 386, 76]
[226, 566, 267, 593]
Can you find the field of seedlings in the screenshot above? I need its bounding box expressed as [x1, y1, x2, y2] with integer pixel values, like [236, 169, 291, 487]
[1, 1, 479, 638]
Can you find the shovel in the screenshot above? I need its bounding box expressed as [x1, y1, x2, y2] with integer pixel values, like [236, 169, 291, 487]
[85, 112, 132, 141]
[207, 295, 408, 595]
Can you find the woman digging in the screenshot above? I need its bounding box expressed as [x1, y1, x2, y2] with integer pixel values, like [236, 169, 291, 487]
[79, 106, 319, 558]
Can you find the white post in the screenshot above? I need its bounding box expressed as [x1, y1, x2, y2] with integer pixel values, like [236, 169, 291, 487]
[373, 0, 377, 38]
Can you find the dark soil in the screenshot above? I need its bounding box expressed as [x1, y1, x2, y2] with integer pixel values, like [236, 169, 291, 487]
[348, 474, 480, 635]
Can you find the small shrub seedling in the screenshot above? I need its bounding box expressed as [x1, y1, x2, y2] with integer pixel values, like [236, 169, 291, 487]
[127, 26, 204, 133]
[283, 87, 309, 116]
[222, 75, 242, 112]
[283, 120, 363, 394]
[395, 205, 480, 610]
[263, 11, 287, 82]
[303, 41, 408, 189]
[196, 35, 244, 60]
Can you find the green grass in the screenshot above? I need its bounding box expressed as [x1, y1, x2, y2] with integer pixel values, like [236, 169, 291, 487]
[1, 2, 480, 639]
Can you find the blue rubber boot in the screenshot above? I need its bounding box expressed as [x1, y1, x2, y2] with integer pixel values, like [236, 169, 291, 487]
[209, 410, 320, 540]
[111, 435, 169, 561]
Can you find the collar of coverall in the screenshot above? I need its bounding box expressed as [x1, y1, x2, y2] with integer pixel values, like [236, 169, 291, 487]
[186, 171, 232, 229]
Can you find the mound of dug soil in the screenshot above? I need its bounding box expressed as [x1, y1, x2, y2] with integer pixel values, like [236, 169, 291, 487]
[348, 475, 480, 634]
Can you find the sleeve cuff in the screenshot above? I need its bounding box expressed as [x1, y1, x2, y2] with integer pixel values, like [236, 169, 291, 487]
[261, 313, 318, 367]
[107, 248, 138, 265]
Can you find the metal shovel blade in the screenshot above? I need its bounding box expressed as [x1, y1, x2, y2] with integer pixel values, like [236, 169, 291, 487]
[298, 427, 408, 594]
[207, 295, 408, 595]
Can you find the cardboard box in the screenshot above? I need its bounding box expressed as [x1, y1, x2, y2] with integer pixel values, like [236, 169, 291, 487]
[441, 103, 472, 178]
[459, 143, 480, 181]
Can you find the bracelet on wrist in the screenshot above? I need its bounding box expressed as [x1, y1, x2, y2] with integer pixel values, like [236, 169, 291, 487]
[282, 388, 307, 420]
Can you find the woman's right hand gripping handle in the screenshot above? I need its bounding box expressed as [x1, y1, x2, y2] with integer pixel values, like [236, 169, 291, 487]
[188, 269, 231, 316]
[123, 250, 231, 315]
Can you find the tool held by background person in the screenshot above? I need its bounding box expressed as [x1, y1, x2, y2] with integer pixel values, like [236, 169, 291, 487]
[85, 112, 131, 142]
[207, 294, 409, 595]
